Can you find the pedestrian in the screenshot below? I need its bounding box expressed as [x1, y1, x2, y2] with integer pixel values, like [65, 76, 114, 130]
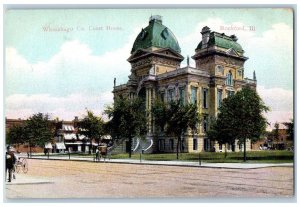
[95, 148, 100, 161]
[6, 146, 17, 182]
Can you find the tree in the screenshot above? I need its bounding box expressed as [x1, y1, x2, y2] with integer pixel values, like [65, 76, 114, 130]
[24, 113, 55, 155]
[207, 118, 234, 158]
[152, 100, 168, 133]
[105, 97, 147, 158]
[283, 119, 294, 141]
[78, 110, 105, 154]
[152, 100, 200, 160]
[207, 86, 269, 161]
[6, 125, 27, 148]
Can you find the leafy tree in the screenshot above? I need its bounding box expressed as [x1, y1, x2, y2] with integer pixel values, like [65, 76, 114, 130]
[283, 119, 294, 141]
[152, 100, 168, 133]
[6, 125, 27, 148]
[207, 118, 234, 158]
[24, 113, 55, 155]
[105, 97, 147, 158]
[78, 110, 105, 154]
[152, 100, 200, 160]
[207, 86, 269, 161]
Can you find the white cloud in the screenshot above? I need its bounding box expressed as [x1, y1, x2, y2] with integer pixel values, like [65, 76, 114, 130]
[5, 26, 143, 96]
[5, 92, 113, 120]
[257, 85, 293, 127]
[178, 18, 293, 87]
[5, 26, 144, 120]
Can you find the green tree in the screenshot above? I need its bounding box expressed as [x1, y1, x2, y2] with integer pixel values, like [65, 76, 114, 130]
[78, 110, 105, 154]
[207, 86, 269, 162]
[6, 125, 27, 148]
[24, 113, 55, 155]
[283, 119, 294, 141]
[152, 100, 168, 133]
[105, 97, 147, 158]
[152, 100, 200, 160]
[207, 118, 234, 158]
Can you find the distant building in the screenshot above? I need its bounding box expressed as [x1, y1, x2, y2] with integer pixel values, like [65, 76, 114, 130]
[113, 15, 257, 153]
[5, 117, 108, 153]
[268, 123, 293, 150]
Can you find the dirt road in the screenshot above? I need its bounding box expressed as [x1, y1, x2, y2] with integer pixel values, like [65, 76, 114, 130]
[5, 159, 294, 199]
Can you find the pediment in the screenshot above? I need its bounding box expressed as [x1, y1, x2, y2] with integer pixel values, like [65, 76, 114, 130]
[226, 48, 239, 56]
[153, 48, 184, 59]
[128, 49, 152, 62]
[128, 48, 184, 62]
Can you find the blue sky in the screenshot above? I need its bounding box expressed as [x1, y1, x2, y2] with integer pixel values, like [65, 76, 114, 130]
[5, 8, 293, 126]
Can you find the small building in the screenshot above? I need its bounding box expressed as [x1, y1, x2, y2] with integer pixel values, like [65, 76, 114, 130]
[5, 116, 107, 153]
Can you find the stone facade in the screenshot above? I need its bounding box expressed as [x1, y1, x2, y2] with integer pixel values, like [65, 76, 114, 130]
[113, 16, 256, 153]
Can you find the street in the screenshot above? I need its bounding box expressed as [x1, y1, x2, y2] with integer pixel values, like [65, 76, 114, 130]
[5, 159, 294, 199]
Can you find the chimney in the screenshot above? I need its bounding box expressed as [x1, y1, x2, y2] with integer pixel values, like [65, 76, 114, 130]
[230, 34, 238, 42]
[201, 26, 211, 49]
[253, 70, 256, 81]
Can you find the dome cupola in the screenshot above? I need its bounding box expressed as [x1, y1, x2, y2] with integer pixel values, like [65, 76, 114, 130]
[131, 15, 181, 54]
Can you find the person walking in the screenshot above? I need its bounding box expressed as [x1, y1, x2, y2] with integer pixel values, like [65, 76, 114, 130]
[6, 146, 16, 182]
[95, 148, 100, 161]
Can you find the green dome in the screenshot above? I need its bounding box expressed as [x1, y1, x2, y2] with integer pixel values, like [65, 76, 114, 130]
[131, 15, 181, 54]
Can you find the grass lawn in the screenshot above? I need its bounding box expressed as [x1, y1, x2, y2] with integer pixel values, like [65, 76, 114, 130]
[110, 150, 294, 163]
[32, 150, 294, 163]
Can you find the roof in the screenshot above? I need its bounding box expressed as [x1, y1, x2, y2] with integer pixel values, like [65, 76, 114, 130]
[131, 15, 181, 54]
[196, 32, 244, 53]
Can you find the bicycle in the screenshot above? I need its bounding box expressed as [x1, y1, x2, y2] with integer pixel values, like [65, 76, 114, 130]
[14, 157, 28, 174]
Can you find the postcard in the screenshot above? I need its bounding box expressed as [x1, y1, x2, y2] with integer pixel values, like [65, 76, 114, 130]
[4, 7, 294, 201]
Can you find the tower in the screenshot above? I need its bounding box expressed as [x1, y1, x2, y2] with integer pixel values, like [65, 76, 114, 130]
[192, 27, 250, 117]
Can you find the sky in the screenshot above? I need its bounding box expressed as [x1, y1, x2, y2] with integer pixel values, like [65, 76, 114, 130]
[4, 8, 294, 128]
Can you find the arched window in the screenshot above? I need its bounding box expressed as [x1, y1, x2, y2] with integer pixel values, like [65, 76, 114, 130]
[216, 65, 224, 75]
[226, 71, 233, 86]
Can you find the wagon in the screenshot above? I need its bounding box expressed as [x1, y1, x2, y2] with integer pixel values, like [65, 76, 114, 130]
[15, 157, 28, 173]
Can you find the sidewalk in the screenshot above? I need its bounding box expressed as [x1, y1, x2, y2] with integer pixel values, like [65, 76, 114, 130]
[5, 173, 54, 185]
[27, 155, 293, 169]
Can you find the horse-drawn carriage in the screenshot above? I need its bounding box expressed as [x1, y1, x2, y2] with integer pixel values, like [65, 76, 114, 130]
[95, 144, 110, 161]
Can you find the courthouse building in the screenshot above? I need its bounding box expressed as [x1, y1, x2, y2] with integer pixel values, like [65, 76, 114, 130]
[113, 15, 257, 153]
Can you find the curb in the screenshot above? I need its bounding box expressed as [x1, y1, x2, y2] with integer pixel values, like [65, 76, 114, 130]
[6, 181, 54, 185]
[27, 157, 294, 170]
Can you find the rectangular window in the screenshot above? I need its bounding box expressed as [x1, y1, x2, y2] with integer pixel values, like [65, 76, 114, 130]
[158, 139, 165, 151]
[226, 72, 233, 86]
[169, 139, 174, 151]
[219, 143, 222, 151]
[238, 70, 242, 77]
[217, 89, 222, 108]
[167, 89, 175, 102]
[204, 138, 210, 151]
[227, 90, 235, 97]
[193, 139, 198, 150]
[239, 143, 243, 150]
[179, 87, 185, 104]
[160, 92, 165, 102]
[202, 88, 208, 108]
[191, 87, 197, 104]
